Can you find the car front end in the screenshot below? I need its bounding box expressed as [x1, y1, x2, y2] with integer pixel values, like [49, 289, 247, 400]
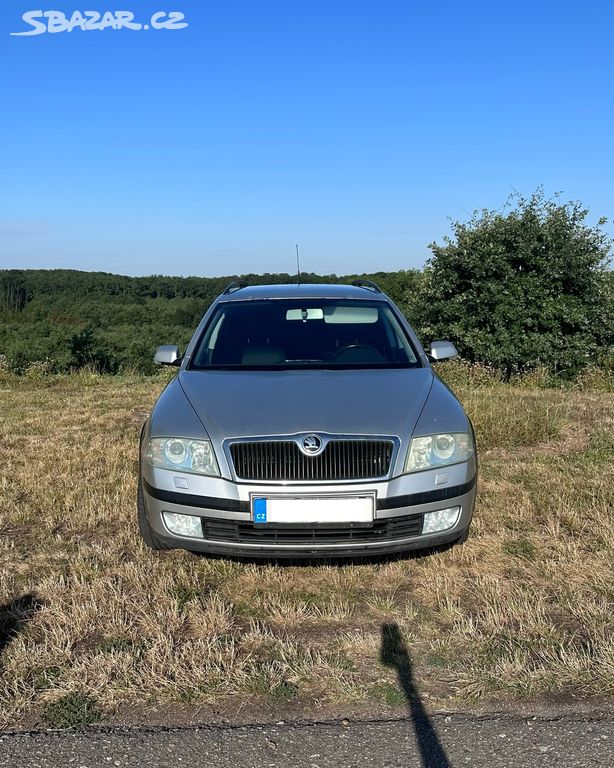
[138, 284, 477, 559]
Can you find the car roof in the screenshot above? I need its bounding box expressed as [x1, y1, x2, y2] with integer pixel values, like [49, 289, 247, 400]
[217, 283, 388, 302]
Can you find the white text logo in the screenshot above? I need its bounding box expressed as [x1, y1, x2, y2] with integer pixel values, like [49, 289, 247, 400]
[10, 10, 188, 36]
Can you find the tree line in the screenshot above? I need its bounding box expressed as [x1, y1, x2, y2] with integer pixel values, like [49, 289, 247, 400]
[1, 191, 612, 377]
[0, 268, 422, 374]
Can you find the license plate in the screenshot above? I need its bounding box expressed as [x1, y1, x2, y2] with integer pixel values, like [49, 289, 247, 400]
[252, 495, 374, 524]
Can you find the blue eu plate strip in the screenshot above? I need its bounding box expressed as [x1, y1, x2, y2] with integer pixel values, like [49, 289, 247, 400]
[253, 497, 267, 524]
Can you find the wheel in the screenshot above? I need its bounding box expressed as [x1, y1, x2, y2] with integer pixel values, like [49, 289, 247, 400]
[137, 480, 169, 550]
[455, 526, 470, 545]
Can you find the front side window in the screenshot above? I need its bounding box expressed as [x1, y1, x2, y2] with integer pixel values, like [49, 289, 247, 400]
[190, 299, 420, 370]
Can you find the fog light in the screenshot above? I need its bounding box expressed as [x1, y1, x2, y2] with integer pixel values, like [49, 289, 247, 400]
[422, 506, 460, 534]
[163, 512, 203, 538]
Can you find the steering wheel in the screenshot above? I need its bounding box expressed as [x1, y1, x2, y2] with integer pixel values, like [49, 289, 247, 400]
[335, 343, 375, 354]
[333, 342, 379, 360]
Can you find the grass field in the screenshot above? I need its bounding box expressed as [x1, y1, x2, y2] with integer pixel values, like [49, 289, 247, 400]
[0, 365, 613, 728]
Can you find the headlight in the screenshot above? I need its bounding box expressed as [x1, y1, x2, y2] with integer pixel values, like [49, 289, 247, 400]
[405, 432, 473, 473]
[145, 438, 220, 476]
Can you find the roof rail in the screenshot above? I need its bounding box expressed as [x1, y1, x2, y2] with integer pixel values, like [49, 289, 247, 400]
[351, 279, 382, 293]
[222, 280, 248, 295]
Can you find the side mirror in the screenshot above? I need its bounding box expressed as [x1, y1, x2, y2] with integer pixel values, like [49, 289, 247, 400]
[154, 345, 181, 366]
[428, 341, 459, 362]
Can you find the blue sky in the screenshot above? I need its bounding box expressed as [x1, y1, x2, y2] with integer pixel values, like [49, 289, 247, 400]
[1, 1, 613, 277]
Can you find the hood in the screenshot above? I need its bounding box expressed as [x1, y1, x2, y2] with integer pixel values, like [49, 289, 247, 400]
[178, 368, 433, 444]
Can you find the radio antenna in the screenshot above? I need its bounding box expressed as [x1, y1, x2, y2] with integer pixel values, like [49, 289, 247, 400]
[296, 243, 301, 283]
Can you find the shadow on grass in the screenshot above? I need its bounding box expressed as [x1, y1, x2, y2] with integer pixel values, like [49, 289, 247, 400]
[191, 540, 459, 568]
[381, 622, 450, 768]
[0, 593, 44, 659]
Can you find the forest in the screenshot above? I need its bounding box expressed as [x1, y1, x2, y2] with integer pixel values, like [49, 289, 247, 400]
[2, 193, 613, 378]
[0, 268, 422, 374]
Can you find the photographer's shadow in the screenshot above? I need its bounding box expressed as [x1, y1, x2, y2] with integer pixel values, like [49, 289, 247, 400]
[380, 623, 451, 768]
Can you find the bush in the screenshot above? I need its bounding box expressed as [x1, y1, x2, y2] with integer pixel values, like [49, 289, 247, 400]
[420, 189, 614, 377]
[42, 693, 102, 728]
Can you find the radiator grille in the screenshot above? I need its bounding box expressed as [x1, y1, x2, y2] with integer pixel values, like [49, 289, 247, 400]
[229, 439, 394, 481]
[200, 513, 423, 545]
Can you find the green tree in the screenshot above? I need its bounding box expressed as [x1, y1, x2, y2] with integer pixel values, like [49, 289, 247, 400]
[69, 327, 118, 373]
[420, 190, 614, 376]
[0, 270, 30, 313]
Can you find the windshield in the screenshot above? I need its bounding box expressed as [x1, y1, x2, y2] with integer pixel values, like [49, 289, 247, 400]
[190, 299, 420, 370]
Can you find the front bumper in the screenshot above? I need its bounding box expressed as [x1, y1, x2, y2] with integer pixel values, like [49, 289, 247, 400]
[140, 458, 477, 558]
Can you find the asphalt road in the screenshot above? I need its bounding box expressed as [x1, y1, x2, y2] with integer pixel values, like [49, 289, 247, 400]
[1, 713, 613, 768]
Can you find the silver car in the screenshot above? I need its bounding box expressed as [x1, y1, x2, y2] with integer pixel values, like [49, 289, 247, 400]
[138, 281, 477, 558]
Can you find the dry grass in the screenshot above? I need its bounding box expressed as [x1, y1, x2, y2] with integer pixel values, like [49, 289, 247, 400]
[0, 369, 613, 727]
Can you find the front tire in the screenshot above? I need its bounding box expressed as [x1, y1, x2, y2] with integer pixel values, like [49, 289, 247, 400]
[137, 481, 169, 550]
[455, 525, 470, 545]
